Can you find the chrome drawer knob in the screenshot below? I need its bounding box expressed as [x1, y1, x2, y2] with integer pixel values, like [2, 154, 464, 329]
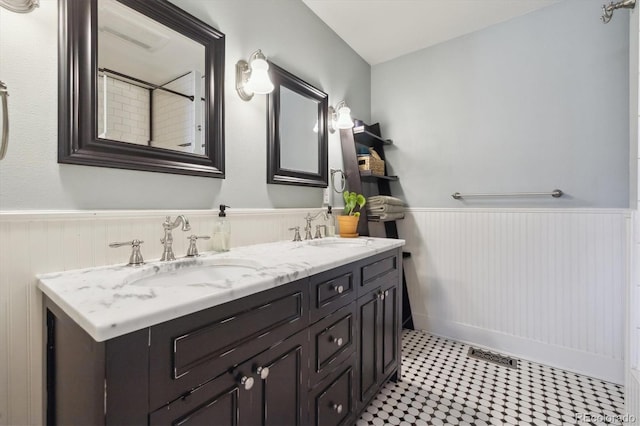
[333, 285, 344, 294]
[332, 403, 343, 414]
[256, 366, 270, 379]
[239, 375, 254, 390]
[332, 336, 343, 347]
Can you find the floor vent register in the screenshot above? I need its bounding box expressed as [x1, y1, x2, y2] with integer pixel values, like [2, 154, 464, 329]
[467, 347, 519, 369]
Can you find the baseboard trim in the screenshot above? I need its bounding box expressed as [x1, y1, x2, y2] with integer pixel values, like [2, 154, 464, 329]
[413, 314, 624, 385]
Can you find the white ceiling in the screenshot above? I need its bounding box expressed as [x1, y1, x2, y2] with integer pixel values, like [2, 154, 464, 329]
[302, 0, 564, 65]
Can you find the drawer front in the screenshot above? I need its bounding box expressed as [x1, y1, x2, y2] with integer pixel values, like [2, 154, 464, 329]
[310, 303, 356, 386]
[309, 264, 358, 323]
[310, 356, 355, 426]
[359, 251, 399, 296]
[149, 279, 308, 410]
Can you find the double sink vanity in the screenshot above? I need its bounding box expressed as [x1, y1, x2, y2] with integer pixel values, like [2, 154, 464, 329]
[39, 234, 404, 425]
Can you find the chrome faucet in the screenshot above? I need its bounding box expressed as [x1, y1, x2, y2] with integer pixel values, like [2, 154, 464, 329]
[304, 211, 328, 240]
[160, 215, 191, 261]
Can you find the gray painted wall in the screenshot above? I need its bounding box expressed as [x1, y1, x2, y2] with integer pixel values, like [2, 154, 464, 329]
[0, 0, 370, 210]
[372, 0, 630, 208]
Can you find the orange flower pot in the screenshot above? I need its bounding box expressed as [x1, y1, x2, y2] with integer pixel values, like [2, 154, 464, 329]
[336, 215, 359, 237]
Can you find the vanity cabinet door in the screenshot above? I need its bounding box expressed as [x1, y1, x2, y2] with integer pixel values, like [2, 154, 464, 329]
[150, 329, 308, 426]
[380, 280, 400, 379]
[356, 289, 382, 407]
[149, 371, 248, 426]
[249, 328, 308, 426]
[355, 248, 402, 410]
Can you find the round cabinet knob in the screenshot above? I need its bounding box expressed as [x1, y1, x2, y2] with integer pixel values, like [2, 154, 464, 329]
[385, 290, 389, 297]
[239, 375, 254, 390]
[332, 336, 344, 347]
[332, 403, 343, 414]
[255, 366, 270, 380]
[332, 284, 344, 294]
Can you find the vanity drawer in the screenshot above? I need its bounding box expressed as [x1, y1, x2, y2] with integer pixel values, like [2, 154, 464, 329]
[309, 303, 356, 386]
[309, 354, 355, 426]
[309, 263, 358, 323]
[359, 251, 399, 296]
[149, 279, 308, 410]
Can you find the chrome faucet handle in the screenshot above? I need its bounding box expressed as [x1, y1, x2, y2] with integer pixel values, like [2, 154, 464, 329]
[288, 227, 302, 242]
[109, 239, 144, 266]
[315, 225, 327, 239]
[186, 235, 210, 257]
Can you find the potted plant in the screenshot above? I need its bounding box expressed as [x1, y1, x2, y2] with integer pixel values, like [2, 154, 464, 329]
[337, 191, 366, 237]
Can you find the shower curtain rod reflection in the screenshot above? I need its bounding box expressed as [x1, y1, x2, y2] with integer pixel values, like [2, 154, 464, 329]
[451, 189, 564, 200]
[98, 68, 199, 101]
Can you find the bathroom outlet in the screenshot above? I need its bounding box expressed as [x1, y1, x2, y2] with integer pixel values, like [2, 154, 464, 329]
[323, 187, 331, 205]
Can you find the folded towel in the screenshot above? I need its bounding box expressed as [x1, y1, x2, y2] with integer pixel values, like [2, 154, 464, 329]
[367, 195, 406, 206]
[367, 204, 405, 214]
[368, 212, 405, 221]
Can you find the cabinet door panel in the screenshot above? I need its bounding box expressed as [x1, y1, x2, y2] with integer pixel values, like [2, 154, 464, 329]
[149, 373, 244, 426]
[253, 329, 308, 426]
[357, 291, 380, 405]
[381, 283, 399, 377]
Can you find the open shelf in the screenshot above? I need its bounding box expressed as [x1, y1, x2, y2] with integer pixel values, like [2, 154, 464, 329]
[367, 215, 405, 223]
[353, 126, 393, 147]
[359, 171, 399, 181]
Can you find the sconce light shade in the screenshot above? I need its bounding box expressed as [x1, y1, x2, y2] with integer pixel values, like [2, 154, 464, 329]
[336, 106, 354, 129]
[328, 100, 354, 133]
[236, 49, 274, 101]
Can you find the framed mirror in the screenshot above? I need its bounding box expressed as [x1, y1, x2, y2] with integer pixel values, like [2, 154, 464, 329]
[58, 0, 225, 177]
[267, 62, 328, 187]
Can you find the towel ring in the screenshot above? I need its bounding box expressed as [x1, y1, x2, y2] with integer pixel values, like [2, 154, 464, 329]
[330, 168, 346, 193]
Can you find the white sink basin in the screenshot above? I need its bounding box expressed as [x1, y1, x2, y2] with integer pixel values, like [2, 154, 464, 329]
[307, 238, 373, 248]
[131, 259, 262, 287]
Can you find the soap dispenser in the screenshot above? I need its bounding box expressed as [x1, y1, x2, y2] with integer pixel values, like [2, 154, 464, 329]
[326, 205, 336, 237]
[212, 204, 230, 252]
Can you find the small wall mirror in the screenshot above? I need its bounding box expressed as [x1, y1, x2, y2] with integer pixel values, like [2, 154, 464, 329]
[59, 0, 225, 177]
[267, 62, 328, 187]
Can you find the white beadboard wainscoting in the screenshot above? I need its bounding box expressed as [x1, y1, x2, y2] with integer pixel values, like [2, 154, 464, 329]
[395, 208, 630, 385]
[0, 208, 318, 426]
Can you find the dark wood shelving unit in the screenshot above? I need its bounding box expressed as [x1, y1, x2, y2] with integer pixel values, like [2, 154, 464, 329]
[359, 171, 399, 181]
[339, 121, 414, 330]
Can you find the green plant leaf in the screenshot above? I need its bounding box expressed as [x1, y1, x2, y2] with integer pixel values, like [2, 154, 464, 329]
[354, 211, 360, 217]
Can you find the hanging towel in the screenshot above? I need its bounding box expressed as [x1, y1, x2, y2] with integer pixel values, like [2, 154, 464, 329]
[367, 195, 406, 206]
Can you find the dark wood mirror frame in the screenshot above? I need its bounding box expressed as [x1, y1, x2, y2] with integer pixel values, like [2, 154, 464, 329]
[58, 0, 225, 177]
[267, 62, 328, 187]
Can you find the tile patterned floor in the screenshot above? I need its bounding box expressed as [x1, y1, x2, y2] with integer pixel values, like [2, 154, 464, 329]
[358, 330, 626, 425]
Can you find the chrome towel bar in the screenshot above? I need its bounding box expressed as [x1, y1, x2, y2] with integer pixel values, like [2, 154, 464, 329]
[452, 189, 563, 200]
[0, 81, 8, 160]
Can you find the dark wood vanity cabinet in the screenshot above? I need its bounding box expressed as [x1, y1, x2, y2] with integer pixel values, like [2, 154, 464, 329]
[357, 252, 402, 409]
[45, 248, 402, 426]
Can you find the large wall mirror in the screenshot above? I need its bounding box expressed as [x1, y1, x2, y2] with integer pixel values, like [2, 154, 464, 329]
[267, 62, 328, 187]
[59, 0, 225, 177]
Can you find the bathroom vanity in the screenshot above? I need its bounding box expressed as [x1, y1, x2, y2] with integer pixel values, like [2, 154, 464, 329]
[38, 237, 404, 425]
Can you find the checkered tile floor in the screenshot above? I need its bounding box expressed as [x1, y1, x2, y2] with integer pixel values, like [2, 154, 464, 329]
[358, 330, 626, 425]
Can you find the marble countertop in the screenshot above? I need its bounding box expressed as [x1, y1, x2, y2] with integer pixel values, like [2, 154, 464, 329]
[37, 237, 404, 342]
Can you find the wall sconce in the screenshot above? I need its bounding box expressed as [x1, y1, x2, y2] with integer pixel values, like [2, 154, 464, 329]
[235, 49, 274, 101]
[328, 100, 354, 133]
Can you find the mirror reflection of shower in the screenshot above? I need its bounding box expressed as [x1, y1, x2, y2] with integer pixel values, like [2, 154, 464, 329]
[601, 0, 635, 23]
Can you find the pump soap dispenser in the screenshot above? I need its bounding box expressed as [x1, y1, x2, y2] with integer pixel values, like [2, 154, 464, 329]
[212, 204, 230, 252]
